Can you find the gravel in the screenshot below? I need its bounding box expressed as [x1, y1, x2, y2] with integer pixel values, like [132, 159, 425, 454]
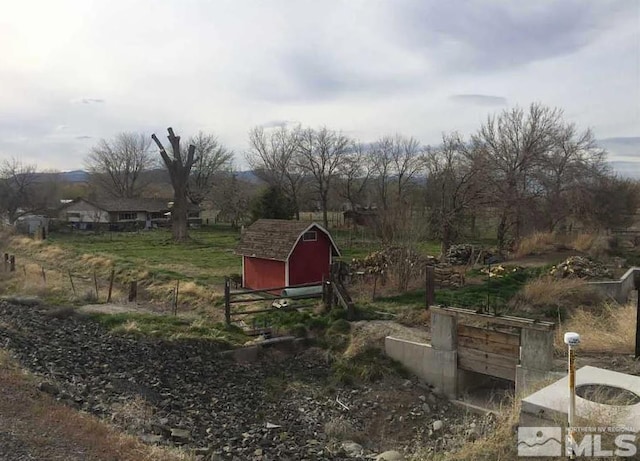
[0, 300, 495, 459]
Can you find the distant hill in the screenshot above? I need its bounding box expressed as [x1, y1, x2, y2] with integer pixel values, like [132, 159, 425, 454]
[609, 161, 640, 179]
[60, 170, 89, 182]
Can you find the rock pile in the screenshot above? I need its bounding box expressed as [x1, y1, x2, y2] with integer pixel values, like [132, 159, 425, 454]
[549, 256, 612, 280]
[0, 301, 494, 460]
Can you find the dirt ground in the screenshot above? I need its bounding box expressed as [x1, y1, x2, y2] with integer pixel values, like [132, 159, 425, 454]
[0, 351, 189, 461]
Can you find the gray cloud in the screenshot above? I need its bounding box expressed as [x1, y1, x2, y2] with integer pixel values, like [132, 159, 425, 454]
[259, 120, 296, 129]
[598, 137, 640, 159]
[0, 1, 637, 170]
[79, 98, 105, 104]
[449, 94, 508, 106]
[609, 161, 640, 178]
[391, 0, 632, 72]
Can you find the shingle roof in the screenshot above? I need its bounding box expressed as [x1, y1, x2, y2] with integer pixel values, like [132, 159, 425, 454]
[236, 219, 340, 261]
[95, 198, 172, 213]
[61, 198, 199, 213]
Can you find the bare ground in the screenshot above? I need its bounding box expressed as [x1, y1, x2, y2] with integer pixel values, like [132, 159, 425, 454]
[0, 350, 190, 461]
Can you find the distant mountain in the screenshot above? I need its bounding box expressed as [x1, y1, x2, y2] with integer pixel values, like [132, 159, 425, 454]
[60, 170, 89, 182]
[609, 161, 640, 179]
[236, 170, 262, 184]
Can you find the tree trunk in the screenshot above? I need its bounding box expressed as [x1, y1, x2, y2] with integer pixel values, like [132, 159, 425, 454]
[441, 220, 453, 258]
[152, 128, 196, 242]
[497, 212, 508, 252]
[172, 186, 189, 241]
[321, 192, 329, 229]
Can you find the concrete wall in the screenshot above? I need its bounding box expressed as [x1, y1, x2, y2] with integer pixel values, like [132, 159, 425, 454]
[384, 336, 458, 399]
[588, 267, 639, 304]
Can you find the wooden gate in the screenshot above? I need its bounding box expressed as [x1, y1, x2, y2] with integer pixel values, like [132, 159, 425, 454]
[457, 324, 520, 381]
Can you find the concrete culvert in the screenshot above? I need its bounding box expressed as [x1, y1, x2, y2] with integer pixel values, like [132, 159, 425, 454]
[576, 384, 640, 406]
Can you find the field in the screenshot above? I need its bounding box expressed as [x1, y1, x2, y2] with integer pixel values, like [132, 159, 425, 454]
[47, 226, 243, 285]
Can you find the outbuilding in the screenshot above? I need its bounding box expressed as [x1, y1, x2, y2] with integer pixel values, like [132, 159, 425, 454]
[235, 219, 341, 290]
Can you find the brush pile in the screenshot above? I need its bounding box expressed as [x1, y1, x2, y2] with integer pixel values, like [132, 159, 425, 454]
[549, 256, 612, 280]
[445, 244, 497, 266]
[350, 247, 437, 275]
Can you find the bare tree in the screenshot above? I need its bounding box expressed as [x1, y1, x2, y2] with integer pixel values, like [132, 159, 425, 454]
[472, 103, 563, 250]
[369, 136, 395, 212]
[211, 170, 254, 229]
[533, 126, 608, 232]
[296, 127, 350, 228]
[425, 133, 484, 255]
[392, 135, 424, 203]
[368, 135, 424, 242]
[246, 126, 305, 219]
[85, 132, 154, 198]
[337, 141, 372, 212]
[152, 128, 197, 242]
[186, 132, 234, 206]
[0, 158, 38, 224]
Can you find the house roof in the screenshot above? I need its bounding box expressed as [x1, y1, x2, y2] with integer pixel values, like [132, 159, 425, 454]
[236, 219, 341, 261]
[60, 198, 199, 213]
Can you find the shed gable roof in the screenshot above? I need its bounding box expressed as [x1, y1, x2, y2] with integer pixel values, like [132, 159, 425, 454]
[236, 219, 340, 261]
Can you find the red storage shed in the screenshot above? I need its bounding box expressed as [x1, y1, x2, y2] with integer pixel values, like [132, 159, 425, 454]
[235, 219, 341, 290]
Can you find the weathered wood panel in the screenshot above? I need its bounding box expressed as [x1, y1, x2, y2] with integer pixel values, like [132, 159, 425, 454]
[457, 335, 520, 357]
[458, 346, 518, 381]
[458, 324, 520, 346]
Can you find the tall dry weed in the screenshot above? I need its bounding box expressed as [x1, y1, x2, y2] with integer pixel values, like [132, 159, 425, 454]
[514, 232, 557, 258]
[555, 303, 636, 354]
[510, 276, 603, 316]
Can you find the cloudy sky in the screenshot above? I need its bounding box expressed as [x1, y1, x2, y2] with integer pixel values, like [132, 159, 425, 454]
[1, 0, 639, 174]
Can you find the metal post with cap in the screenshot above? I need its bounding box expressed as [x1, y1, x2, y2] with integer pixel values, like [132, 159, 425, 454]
[564, 332, 581, 460]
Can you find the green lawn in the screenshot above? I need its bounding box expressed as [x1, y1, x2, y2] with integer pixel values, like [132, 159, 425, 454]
[375, 265, 546, 313]
[47, 226, 242, 285]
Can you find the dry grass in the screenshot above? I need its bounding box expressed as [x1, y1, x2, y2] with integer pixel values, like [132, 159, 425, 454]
[509, 276, 603, 317]
[410, 394, 522, 461]
[111, 395, 155, 432]
[514, 232, 557, 258]
[0, 349, 193, 461]
[555, 302, 636, 354]
[343, 320, 430, 358]
[513, 231, 612, 260]
[570, 233, 597, 252]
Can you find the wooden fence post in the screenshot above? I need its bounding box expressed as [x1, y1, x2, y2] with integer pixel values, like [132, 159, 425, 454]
[107, 269, 115, 303]
[93, 270, 99, 301]
[68, 271, 76, 296]
[425, 265, 435, 309]
[634, 272, 640, 359]
[3, 253, 8, 272]
[224, 277, 231, 325]
[9, 255, 15, 272]
[128, 281, 137, 302]
[41, 266, 46, 285]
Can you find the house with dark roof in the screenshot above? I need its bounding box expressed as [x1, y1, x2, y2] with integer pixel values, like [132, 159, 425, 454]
[57, 198, 201, 230]
[235, 219, 341, 289]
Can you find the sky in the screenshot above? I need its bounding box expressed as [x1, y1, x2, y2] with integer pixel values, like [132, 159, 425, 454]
[0, 0, 639, 174]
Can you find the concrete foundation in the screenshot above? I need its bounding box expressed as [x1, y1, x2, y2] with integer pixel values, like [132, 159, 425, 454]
[520, 366, 640, 432]
[588, 267, 640, 304]
[384, 336, 458, 398]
